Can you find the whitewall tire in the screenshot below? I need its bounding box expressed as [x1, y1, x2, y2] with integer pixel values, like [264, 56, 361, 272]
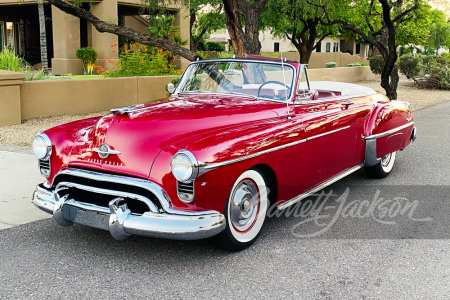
[216, 168, 269, 251]
[364, 151, 397, 179]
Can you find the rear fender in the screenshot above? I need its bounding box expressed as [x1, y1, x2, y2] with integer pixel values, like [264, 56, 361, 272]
[363, 100, 415, 167]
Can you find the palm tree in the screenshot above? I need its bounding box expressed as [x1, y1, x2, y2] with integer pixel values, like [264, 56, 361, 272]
[38, 0, 48, 73]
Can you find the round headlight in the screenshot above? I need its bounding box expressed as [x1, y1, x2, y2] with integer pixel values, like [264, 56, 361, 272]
[33, 134, 51, 159]
[171, 150, 198, 182]
[171, 153, 194, 182]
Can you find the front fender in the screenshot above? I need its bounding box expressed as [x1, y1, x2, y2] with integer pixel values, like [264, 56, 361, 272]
[42, 117, 101, 183]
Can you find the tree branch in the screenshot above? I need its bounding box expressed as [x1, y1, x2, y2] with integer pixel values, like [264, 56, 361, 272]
[312, 33, 330, 51]
[47, 0, 198, 61]
[392, 4, 419, 24]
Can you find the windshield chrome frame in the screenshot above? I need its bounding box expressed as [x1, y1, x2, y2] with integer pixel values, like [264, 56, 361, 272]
[173, 58, 298, 103]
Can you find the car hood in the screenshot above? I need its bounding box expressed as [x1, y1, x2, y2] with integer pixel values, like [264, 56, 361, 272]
[68, 94, 281, 178]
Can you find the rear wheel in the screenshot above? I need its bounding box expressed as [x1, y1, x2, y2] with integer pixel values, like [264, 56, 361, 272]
[364, 151, 396, 179]
[216, 168, 269, 251]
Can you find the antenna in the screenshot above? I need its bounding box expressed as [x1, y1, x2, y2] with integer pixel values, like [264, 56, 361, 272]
[280, 52, 291, 120]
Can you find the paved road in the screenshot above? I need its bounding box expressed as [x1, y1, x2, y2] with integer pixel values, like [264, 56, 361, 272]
[1, 101, 450, 299]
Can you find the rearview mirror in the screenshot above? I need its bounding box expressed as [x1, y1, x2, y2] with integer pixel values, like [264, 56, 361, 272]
[167, 83, 176, 94]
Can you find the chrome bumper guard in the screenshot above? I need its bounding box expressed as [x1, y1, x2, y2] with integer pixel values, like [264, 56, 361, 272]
[32, 183, 225, 241]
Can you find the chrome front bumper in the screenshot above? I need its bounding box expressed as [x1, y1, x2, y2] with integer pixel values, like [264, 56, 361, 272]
[32, 184, 225, 241]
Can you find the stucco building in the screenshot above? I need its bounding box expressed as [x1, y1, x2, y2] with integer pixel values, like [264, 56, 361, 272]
[208, 29, 369, 58]
[0, 0, 190, 75]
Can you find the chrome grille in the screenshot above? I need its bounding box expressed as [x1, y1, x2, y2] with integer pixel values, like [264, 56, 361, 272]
[177, 181, 194, 203]
[38, 159, 51, 177]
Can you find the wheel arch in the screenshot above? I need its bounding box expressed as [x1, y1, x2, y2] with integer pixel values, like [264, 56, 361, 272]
[251, 163, 278, 207]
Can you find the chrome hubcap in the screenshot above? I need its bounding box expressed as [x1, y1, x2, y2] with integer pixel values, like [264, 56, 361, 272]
[230, 180, 259, 232]
[381, 153, 392, 167]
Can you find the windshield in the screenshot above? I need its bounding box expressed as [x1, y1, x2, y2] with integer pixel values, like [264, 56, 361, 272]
[178, 61, 295, 101]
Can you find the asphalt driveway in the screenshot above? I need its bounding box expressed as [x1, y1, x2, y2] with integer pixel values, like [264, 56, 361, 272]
[1, 100, 450, 299]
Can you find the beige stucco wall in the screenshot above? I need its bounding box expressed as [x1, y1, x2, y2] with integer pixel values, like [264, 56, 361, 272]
[20, 75, 178, 120]
[282, 52, 368, 69]
[307, 66, 377, 82]
[51, 6, 84, 75]
[0, 67, 377, 126]
[0, 70, 25, 126]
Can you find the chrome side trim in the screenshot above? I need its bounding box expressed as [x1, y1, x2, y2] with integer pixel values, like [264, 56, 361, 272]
[364, 122, 414, 140]
[202, 139, 307, 171]
[51, 168, 215, 216]
[56, 181, 159, 213]
[201, 126, 351, 172]
[307, 126, 350, 141]
[277, 165, 362, 210]
[295, 94, 367, 105]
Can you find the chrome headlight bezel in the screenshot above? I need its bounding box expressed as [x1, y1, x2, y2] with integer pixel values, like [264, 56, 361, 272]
[32, 133, 52, 160]
[170, 150, 199, 183]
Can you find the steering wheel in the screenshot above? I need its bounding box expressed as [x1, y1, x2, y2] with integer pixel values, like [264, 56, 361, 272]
[257, 81, 291, 100]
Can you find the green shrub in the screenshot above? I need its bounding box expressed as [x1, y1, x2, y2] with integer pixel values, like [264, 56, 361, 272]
[398, 55, 422, 79]
[104, 43, 180, 77]
[346, 62, 368, 67]
[0, 49, 25, 72]
[261, 52, 280, 58]
[422, 55, 446, 66]
[414, 56, 450, 90]
[325, 62, 337, 68]
[217, 51, 234, 58]
[76, 47, 98, 75]
[369, 55, 385, 75]
[197, 40, 207, 51]
[206, 41, 225, 52]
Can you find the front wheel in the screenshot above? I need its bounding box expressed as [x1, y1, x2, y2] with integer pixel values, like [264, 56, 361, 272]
[364, 151, 396, 179]
[216, 168, 269, 251]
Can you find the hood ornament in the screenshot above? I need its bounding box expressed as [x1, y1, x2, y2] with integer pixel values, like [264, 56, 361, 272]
[93, 143, 121, 159]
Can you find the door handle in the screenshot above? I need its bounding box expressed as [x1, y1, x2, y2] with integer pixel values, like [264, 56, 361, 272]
[342, 101, 354, 107]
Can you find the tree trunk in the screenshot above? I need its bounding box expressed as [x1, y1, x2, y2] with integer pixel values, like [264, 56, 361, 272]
[38, 0, 48, 73]
[222, 0, 246, 57]
[241, 11, 261, 55]
[380, 65, 399, 100]
[189, 12, 196, 52]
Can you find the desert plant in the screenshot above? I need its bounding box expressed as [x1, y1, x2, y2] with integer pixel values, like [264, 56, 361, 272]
[398, 55, 423, 79]
[369, 55, 385, 75]
[0, 49, 25, 72]
[325, 62, 337, 68]
[24, 69, 50, 81]
[76, 47, 98, 75]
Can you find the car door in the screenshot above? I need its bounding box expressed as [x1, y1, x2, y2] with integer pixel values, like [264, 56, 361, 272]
[297, 96, 361, 189]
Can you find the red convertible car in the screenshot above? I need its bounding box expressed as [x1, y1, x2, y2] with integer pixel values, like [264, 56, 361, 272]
[32, 56, 416, 251]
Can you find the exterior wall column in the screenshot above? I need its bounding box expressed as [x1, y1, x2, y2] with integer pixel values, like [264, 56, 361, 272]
[173, 7, 191, 70]
[51, 6, 83, 75]
[0, 70, 25, 127]
[89, 0, 118, 70]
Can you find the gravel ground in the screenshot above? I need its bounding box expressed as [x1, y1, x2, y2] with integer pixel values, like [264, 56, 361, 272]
[0, 111, 108, 148]
[358, 77, 450, 111]
[1, 77, 449, 148]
